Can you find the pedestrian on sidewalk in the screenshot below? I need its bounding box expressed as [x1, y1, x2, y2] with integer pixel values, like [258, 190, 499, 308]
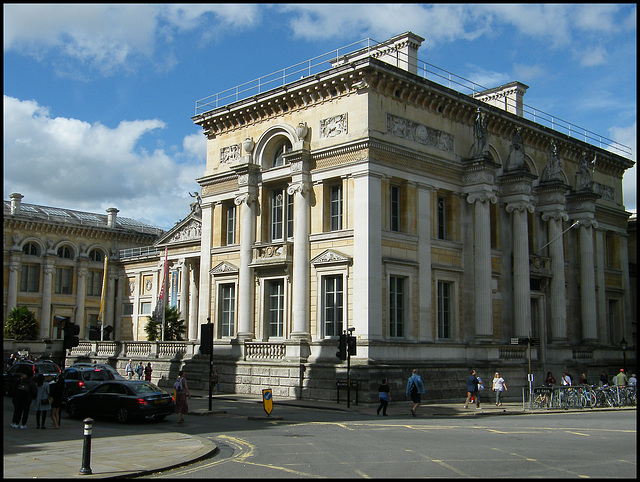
[464, 369, 481, 409]
[406, 369, 425, 417]
[125, 359, 134, 380]
[613, 369, 628, 386]
[11, 371, 36, 429]
[144, 362, 153, 382]
[492, 372, 507, 406]
[377, 378, 391, 416]
[34, 374, 51, 429]
[174, 370, 191, 423]
[49, 373, 65, 429]
[544, 372, 556, 386]
[135, 361, 144, 380]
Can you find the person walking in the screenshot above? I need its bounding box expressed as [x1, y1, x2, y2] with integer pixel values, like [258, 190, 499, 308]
[11, 372, 37, 429]
[406, 369, 425, 417]
[125, 359, 134, 380]
[561, 372, 572, 386]
[174, 370, 191, 423]
[49, 373, 65, 429]
[492, 372, 507, 406]
[135, 361, 144, 380]
[464, 369, 481, 409]
[144, 362, 153, 382]
[34, 374, 51, 429]
[377, 378, 391, 416]
[628, 373, 637, 386]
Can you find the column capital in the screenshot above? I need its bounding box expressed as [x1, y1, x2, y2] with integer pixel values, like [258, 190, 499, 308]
[541, 211, 569, 222]
[466, 191, 497, 205]
[234, 191, 258, 206]
[506, 201, 535, 214]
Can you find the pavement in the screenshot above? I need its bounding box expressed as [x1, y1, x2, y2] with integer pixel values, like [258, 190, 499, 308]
[3, 390, 634, 479]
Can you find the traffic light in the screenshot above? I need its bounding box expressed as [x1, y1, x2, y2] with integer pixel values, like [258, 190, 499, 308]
[336, 333, 347, 360]
[347, 335, 356, 356]
[200, 323, 213, 355]
[63, 321, 80, 349]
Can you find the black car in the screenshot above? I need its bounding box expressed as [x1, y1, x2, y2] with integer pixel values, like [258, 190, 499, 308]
[62, 366, 117, 400]
[3, 360, 61, 396]
[71, 363, 125, 380]
[66, 380, 175, 423]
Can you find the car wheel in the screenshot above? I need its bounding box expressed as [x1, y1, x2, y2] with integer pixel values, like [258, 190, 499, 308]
[67, 402, 82, 419]
[116, 407, 129, 424]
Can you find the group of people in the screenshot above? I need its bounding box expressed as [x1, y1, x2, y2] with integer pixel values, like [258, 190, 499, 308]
[124, 359, 153, 382]
[544, 369, 636, 387]
[375, 369, 508, 417]
[10, 371, 65, 430]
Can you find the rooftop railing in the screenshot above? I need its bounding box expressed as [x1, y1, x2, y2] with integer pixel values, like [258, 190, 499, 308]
[119, 246, 159, 259]
[195, 37, 632, 158]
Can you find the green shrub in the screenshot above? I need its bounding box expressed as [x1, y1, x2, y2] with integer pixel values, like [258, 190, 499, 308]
[4, 306, 39, 340]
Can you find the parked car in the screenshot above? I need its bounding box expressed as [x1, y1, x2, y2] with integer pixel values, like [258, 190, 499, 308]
[66, 380, 175, 423]
[3, 360, 61, 396]
[62, 366, 118, 400]
[71, 363, 125, 380]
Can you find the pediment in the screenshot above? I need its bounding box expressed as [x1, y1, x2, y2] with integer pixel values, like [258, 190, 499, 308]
[155, 214, 202, 246]
[310, 249, 352, 266]
[210, 261, 239, 275]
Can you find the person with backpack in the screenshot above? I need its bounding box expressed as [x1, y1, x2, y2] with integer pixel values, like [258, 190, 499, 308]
[174, 370, 191, 423]
[11, 371, 37, 429]
[405, 369, 425, 417]
[376, 378, 391, 416]
[34, 374, 51, 429]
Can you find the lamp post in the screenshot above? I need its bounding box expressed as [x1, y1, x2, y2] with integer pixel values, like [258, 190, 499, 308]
[620, 337, 627, 374]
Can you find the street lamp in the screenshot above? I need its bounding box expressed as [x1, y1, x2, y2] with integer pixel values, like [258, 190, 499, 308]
[620, 337, 627, 374]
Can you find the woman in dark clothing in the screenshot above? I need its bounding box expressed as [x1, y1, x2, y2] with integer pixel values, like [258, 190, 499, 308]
[377, 379, 391, 416]
[11, 372, 37, 429]
[49, 374, 65, 428]
[174, 370, 191, 423]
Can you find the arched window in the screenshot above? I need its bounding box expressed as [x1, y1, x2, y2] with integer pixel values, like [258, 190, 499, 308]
[22, 242, 39, 256]
[57, 246, 72, 259]
[272, 138, 292, 167]
[89, 249, 104, 262]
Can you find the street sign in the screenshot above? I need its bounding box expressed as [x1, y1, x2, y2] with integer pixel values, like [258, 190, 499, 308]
[262, 388, 273, 416]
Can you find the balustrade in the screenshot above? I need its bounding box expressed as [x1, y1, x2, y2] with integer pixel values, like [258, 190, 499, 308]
[244, 342, 286, 360]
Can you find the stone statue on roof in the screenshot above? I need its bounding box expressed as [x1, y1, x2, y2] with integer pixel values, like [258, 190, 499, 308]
[506, 128, 526, 171]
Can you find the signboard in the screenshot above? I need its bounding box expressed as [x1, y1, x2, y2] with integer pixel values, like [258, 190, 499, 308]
[262, 389, 273, 416]
[510, 337, 519, 345]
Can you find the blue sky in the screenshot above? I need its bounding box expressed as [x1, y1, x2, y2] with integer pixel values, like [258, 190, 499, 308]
[3, 4, 636, 230]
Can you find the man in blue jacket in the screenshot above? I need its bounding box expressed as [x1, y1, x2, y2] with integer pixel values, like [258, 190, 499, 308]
[464, 369, 481, 409]
[406, 369, 426, 417]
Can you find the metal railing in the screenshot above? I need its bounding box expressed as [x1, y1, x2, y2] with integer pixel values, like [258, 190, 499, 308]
[119, 246, 159, 259]
[195, 37, 631, 158]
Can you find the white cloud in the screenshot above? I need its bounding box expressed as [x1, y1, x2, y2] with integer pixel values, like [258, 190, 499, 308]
[609, 122, 637, 211]
[3, 95, 201, 229]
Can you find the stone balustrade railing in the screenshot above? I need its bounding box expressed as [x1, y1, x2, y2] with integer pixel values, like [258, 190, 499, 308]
[244, 342, 286, 360]
[69, 340, 197, 359]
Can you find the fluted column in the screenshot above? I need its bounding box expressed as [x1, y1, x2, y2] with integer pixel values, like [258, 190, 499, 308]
[189, 263, 199, 340]
[467, 192, 496, 337]
[198, 202, 212, 327]
[7, 255, 20, 313]
[235, 191, 257, 341]
[180, 259, 190, 331]
[76, 264, 87, 330]
[579, 221, 598, 341]
[41, 261, 55, 338]
[544, 214, 569, 341]
[288, 178, 311, 340]
[507, 202, 534, 337]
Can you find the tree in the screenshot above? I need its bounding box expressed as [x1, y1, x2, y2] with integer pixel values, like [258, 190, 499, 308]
[144, 306, 186, 341]
[4, 306, 39, 340]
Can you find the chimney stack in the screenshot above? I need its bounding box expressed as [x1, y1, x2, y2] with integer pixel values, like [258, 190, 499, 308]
[9, 193, 24, 215]
[106, 207, 119, 228]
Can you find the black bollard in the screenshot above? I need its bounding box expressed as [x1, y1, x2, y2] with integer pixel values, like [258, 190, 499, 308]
[79, 418, 93, 475]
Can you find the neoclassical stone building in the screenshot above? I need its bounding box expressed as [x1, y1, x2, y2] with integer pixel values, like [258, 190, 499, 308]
[186, 32, 635, 398]
[3, 194, 161, 341]
[5, 33, 635, 401]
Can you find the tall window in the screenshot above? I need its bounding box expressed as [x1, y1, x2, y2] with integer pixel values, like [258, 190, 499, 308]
[330, 184, 343, 231]
[220, 284, 235, 337]
[270, 188, 293, 241]
[55, 267, 72, 294]
[22, 242, 39, 256]
[272, 139, 292, 167]
[20, 265, 39, 292]
[390, 185, 401, 232]
[57, 246, 72, 259]
[87, 270, 103, 296]
[267, 279, 285, 337]
[437, 196, 447, 240]
[323, 275, 343, 337]
[389, 276, 405, 337]
[225, 203, 236, 245]
[437, 281, 452, 339]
